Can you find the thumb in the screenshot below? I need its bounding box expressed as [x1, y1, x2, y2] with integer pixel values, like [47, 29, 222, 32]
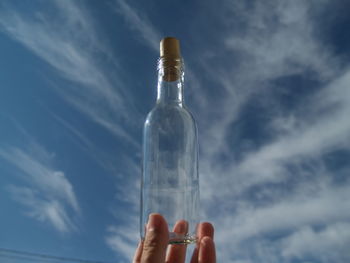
[141, 213, 169, 263]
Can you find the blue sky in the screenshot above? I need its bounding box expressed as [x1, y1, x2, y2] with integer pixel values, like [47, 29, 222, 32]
[1, 0, 350, 262]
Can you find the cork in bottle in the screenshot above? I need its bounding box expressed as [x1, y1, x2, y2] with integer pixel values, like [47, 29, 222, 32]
[160, 37, 182, 82]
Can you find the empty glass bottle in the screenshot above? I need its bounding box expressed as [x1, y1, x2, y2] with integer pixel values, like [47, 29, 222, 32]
[141, 37, 199, 244]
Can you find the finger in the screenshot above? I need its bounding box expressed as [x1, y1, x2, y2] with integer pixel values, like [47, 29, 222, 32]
[166, 220, 188, 263]
[198, 222, 214, 239]
[198, 237, 216, 263]
[133, 241, 144, 263]
[141, 213, 169, 263]
[190, 222, 214, 263]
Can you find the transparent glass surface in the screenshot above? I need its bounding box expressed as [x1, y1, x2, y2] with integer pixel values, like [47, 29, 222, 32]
[141, 60, 199, 244]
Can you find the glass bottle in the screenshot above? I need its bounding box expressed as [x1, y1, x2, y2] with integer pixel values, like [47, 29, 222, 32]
[141, 37, 199, 244]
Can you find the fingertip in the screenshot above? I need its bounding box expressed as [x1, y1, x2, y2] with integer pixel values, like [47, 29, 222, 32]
[149, 213, 166, 219]
[198, 222, 214, 239]
[147, 213, 168, 232]
[201, 222, 214, 233]
[173, 219, 188, 234]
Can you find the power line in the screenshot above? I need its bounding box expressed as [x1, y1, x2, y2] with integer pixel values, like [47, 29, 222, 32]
[0, 252, 61, 262]
[0, 248, 114, 263]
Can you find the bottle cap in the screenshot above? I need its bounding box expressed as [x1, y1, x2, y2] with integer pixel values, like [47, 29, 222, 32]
[160, 37, 181, 58]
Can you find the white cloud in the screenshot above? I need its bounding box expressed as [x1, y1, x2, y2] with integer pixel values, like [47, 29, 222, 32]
[99, 1, 164, 258]
[0, 142, 79, 233]
[105, 223, 139, 263]
[115, 0, 161, 51]
[282, 222, 350, 262]
[189, 0, 347, 191]
[48, 111, 126, 174]
[0, 1, 139, 147]
[8, 186, 77, 233]
[105, 157, 141, 260]
[197, 0, 337, 160]
[217, 181, 350, 244]
[186, 1, 350, 262]
[199, 69, 350, 208]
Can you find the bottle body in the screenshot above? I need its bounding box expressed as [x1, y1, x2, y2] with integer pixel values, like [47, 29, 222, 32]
[141, 37, 199, 244]
[141, 102, 199, 244]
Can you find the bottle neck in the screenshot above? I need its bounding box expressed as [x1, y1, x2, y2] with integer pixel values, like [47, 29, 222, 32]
[156, 57, 184, 106]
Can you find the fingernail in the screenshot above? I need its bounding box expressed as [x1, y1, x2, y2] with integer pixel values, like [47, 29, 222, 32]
[178, 221, 188, 233]
[178, 224, 185, 233]
[147, 213, 161, 232]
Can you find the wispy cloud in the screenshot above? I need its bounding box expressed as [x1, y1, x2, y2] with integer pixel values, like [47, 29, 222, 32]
[104, 156, 141, 261]
[191, 1, 350, 262]
[198, 0, 350, 193]
[105, 218, 139, 263]
[115, 0, 161, 51]
[0, 0, 139, 147]
[201, 69, 350, 201]
[86, 1, 164, 259]
[0, 141, 79, 233]
[197, 0, 338, 159]
[217, 180, 350, 242]
[7, 186, 77, 233]
[281, 222, 350, 262]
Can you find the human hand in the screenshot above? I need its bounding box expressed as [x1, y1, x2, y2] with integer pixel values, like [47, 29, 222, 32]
[133, 213, 215, 263]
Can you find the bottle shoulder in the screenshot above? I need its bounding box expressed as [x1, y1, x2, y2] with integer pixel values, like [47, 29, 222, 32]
[146, 104, 195, 120]
[144, 104, 197, 129]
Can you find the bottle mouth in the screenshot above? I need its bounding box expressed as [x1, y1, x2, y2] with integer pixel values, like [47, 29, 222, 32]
[157, 57, 184, 82]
